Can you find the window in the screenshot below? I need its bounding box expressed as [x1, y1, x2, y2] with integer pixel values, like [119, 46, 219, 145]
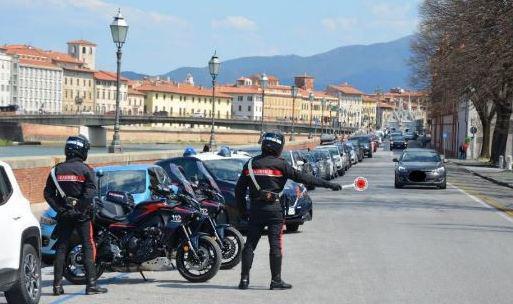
[248, 106, 251, 111]
[247, 96, 253, 101]
[82, 47, 86, 54]
[0, 166, 13, 206]
[238, 96, 243, 101]
[238, 105, 242, 111]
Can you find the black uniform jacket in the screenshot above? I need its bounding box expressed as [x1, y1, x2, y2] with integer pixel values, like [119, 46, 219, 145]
[235, 154, 332, 213]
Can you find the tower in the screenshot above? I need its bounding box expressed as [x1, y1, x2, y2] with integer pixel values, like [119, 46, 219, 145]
[67, 40, 96, 69]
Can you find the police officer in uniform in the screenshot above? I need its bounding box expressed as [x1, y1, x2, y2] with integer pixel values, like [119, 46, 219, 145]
[235, 131, 342, 290]
[43, 135, 107, 296]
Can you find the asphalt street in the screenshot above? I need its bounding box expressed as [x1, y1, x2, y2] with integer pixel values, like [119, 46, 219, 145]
[5, 145, 513, 304]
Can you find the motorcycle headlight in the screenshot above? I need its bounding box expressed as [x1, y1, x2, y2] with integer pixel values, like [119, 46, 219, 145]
[40, 215, 57, 225]
[397, 166, 407, 172]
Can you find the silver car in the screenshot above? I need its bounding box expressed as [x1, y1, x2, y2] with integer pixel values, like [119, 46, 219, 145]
[315, 145, 344, 176]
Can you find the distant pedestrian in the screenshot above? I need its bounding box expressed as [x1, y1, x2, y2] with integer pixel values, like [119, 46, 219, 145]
[203, 144, 210, 152]
[459, 143, 469, 159]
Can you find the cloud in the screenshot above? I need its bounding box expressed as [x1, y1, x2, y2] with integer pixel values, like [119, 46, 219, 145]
[4, 0, 188, 28]
[366, 2, 418, 30]
[212, 16, 257, 31]
[321, 17, 358, 31]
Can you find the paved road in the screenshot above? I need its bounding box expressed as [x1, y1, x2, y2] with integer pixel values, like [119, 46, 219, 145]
[5, 145, 513, 304]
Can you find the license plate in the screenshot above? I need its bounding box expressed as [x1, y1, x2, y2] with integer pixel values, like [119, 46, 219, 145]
[288, 207, 296, 215]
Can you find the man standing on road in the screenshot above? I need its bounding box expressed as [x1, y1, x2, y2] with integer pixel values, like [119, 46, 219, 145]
[235, 131, 342, 290]
[43, 135, 107, 296]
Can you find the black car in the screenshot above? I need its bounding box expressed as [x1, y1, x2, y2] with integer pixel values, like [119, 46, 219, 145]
[349, 136, 373, 158]
[390, 135, 407, 150]
[393, 148, 447, 189]
[347, 139, 364, 162]
[156, 155, 313, 232]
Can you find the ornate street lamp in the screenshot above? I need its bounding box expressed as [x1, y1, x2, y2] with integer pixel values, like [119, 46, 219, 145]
[108, 9, 128, 153]
[290, 85, 298, 141]
[259, 73, 268, 140]
[208, 52, 221, 150]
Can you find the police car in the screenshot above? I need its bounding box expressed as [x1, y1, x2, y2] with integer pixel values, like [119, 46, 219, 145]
[157, 147, 313, 232]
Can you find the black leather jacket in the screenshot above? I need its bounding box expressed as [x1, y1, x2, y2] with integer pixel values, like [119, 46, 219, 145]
[235, 153, 333, 213]
[43, 157, 97, 218]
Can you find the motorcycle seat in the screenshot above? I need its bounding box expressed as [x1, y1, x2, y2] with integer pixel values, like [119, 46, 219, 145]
[98, 200, 130, 222]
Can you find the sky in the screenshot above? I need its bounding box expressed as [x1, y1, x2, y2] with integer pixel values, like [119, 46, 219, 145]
[1, 0, 421, 75]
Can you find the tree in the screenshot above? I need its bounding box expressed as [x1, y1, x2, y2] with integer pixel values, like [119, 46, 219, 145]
[411, 0, 513, 162]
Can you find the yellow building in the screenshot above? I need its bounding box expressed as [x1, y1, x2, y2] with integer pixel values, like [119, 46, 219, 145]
[62, 67, 95, 113]
[94, 71, 128, 114]
[127, 88, 145, 115]
[362, 95, 378, 130]
[136, 81, 232, 119]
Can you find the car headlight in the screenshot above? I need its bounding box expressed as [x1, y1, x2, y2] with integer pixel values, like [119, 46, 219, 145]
[40, 215, 57, 225]
[397, 166, 407, 172]
[432, 167, 445, 175]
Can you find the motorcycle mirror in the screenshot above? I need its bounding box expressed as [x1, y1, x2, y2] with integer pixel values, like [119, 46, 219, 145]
[96, 169, 104, 178]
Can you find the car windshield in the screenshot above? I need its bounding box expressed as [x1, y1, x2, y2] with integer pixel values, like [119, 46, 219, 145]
[316, 147, 338, 158]
[392, 136, 405, 141]
[99, 170, 146, 195]
[401, 151, 441, 162]
[351, 137, 370, 143]
[203, 158, 247, 182]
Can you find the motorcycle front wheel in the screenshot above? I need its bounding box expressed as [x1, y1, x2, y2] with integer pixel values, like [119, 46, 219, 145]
[220, 226, 244, 270]
[63, 243, 104, 285]
[176, 235, 221, 283]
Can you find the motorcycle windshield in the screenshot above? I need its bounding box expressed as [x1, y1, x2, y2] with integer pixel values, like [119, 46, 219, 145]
[195, 161, 222, 193]
[167, 164, 197, 198]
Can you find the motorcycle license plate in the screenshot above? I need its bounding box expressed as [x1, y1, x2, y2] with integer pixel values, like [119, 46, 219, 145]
[288, 207, 296, 215]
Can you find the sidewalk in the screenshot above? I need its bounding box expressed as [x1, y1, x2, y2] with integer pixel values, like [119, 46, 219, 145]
[449, 159, 513, 189]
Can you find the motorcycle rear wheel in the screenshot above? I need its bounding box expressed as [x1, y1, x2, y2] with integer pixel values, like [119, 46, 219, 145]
[176, 235, 221, 283]
[63, 243, 104, 285]
[220, 226, 244, 270]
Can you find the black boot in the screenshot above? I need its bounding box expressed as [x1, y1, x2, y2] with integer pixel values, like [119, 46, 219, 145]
[269, 255, 292, 290]
[86, 280, 108, 295]
[53, 281, 64, 296]
[239, 246, 254, 290]
[239, 275, 250, 290]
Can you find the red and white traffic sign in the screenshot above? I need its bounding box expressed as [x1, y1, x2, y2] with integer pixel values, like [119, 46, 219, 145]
[341, 176, 368, 191]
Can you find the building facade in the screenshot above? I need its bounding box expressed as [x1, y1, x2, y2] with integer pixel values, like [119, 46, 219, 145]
[94, 71, 128, 114]
[362, 95, 378, 131]
[326, 83, 364, 129]
[127, 88, 145, 115]
[0, 49, 14, 106]
[62, 68, 95, 113]
[135, 80, 232, 119]
[218, 85, 262, 120]
[67, 40, 96, 69]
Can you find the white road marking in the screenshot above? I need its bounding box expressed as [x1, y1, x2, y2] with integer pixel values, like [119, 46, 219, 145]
[448, 182, 513, 224]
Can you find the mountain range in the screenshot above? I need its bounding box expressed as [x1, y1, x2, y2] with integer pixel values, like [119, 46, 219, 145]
[122, 35, 413, 93]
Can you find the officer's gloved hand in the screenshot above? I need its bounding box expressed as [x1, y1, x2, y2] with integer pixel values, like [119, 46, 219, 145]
[329, 183, 342, 191]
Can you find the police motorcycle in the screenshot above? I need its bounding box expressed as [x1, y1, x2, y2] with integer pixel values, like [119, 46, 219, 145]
[62, 184, 222, 284]
[165, 164, 244, 270]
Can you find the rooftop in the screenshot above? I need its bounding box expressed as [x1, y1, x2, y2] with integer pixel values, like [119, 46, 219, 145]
[136, 81, 231, 98]
[67, 40, 97, 46]
[94, 70, 129, 82]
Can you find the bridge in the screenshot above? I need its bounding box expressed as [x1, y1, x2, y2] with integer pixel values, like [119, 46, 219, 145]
[0, 114, 356, 146]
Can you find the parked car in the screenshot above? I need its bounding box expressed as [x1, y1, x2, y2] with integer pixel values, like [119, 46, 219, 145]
[157, 152, 313, 231]
[192, 112, 205, 118]
[315, 145, 345, 176]
[40, 164, 171, 261]
[344, 142, 359, 165]
[349, 136, 373, 158]
[335, 142, 352, 171]
[0, 161, 41, 304]
[347, 139, 364, 162]
[282, 150, 316, 189]
[298, 150, 320, 178]
[153, 110, 169, 117]
[313, 149, 336, 179]
[311, 150, 330, 180]
[390, 135, 408, 150]
[393, 148, 447, 189]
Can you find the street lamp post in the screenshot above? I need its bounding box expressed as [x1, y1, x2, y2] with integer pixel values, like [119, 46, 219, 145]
[259, 73, 268, 140]
[208, 52, 221, 151]
[290, 85, 298, 141]
[108, 9, 128, 154]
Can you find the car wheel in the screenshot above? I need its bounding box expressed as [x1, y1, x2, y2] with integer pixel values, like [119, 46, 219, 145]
[5, 244, 41, 304]
[438, 181, 447, 189]
[286, 224, 300, 232]
[394, 176, 403, 189]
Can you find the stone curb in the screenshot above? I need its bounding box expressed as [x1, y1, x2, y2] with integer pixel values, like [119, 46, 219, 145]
[449, 161, 513, 190]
